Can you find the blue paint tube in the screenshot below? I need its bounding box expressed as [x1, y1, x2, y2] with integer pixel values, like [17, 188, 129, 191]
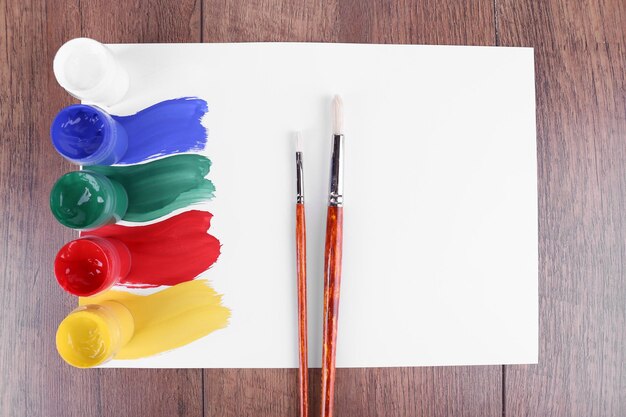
[51, 104, 128, 166]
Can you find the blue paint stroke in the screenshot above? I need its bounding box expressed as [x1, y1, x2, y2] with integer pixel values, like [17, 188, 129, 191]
[113, 97, 208, 164]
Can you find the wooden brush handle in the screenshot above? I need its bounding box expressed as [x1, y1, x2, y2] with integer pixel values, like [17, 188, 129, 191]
[321, 205, 344, 417]
[296, 203, 309, 417]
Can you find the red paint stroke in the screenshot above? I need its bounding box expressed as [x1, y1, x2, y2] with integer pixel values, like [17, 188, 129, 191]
[82, 210, 221, 288]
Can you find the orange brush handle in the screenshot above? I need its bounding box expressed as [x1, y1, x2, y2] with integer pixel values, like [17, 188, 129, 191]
[321, 205, 343, 417]
[296, 203, 309, 417]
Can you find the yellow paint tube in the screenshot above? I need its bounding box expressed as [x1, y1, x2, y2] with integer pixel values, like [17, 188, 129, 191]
[56, 280, 230, 367]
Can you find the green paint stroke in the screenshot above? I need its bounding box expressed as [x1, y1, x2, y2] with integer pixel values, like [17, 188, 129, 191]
[91, 154, 215, 222]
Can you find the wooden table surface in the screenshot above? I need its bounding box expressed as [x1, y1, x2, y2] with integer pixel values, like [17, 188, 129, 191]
[1, 0, 624, 416]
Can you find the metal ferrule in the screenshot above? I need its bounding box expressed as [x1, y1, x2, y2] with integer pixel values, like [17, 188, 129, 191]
[328, 134, 344, 207]
[296, 151, 305, 204]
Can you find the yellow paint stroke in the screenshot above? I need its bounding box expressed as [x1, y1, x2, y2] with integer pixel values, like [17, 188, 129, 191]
[78, 279, 230, 360]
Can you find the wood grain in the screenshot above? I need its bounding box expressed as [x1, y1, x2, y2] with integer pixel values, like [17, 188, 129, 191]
[296, 203, 309, 417]
[1, 0, 623, 415]
[202, 1, 502, 417]
[497, 0, 626, 415]
[0, 0, 203, 416]
[320, 205, 343, 417]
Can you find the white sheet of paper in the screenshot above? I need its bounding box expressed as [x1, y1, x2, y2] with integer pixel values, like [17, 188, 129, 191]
[98, 43, 537, 368]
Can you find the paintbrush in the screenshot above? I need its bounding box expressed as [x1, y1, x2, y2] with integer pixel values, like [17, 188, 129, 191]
[320, 95, 344, 417]
[295, 132, 309, 417]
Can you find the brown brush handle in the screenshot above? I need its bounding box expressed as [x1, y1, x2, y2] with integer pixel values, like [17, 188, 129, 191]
[296, 203, 309, 417]
[321, 205, 343, 417]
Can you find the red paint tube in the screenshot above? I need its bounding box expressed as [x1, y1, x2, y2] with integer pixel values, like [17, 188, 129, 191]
[55, 236, 131, 296]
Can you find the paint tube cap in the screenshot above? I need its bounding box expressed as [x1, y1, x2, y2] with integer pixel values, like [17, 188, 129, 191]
[53, 38, 129, 106]
[50, 104, 128, 166]
[54, 236, 131, 297]
[50, 170, 128, 230]
[56, 302, 134, 368]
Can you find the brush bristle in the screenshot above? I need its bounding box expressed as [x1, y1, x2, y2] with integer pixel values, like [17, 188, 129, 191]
[295, 131, 303, 153]
[332, 95, 344, 135]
